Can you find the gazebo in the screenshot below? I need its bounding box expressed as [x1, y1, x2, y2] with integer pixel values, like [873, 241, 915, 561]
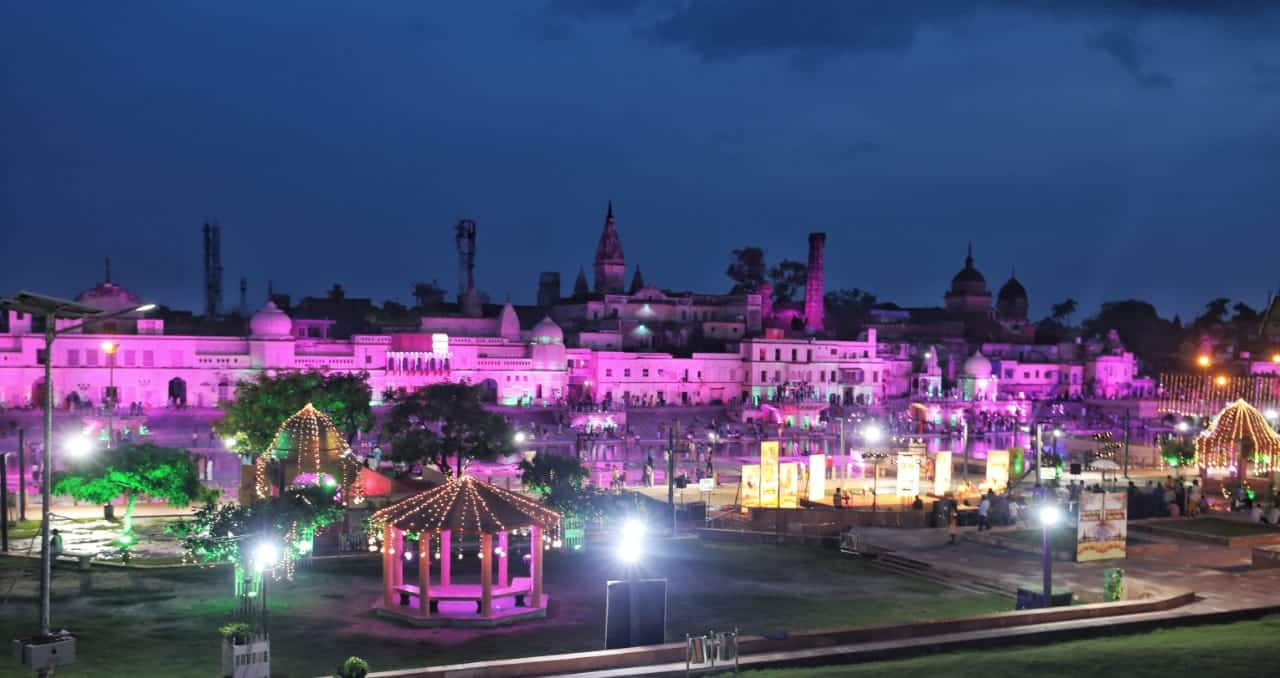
[371, 476, 561, 627]
[1196, 399, 1280, 479]
[253, 403, 364, 505]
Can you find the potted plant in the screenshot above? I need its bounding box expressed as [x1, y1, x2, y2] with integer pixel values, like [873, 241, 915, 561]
[335, 656, 369, 678]
[220, 622, 270, 678]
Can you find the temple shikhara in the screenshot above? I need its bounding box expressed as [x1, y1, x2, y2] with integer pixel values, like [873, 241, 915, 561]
[0, 206, 1148, 413]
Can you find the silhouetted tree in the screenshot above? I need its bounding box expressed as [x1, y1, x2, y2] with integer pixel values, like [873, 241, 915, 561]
[327, 283, 346, 302]
[726, 247, 767, 294]
[1050, 298, 1078, 326]
[411, 281, 446, 310]
[768, 260, 808, 304]
[1082, 300, 1179, 369]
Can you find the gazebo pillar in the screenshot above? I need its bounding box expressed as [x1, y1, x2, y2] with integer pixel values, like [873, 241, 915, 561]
[440, 530, 452, 586]
[382, 523, 396, 608]
[497, 531, 509, 587]
[393, 529, 405, 587]
[480, 532, 493, 617]
[530, 525, 544, 609]
[417, 532, 431, 618]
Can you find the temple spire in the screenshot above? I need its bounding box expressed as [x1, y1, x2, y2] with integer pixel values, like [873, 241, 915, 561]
[965, 241, 974, 269]
[606, 199, 614, 222]
[105, 257, 112, 283]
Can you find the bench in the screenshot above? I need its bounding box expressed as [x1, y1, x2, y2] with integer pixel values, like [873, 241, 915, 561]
[394, 577, 533, 614]
[54, 552, 94, 571]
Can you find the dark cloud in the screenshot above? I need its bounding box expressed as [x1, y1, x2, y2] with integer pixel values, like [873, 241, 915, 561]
[1089, 28, 1175, 90]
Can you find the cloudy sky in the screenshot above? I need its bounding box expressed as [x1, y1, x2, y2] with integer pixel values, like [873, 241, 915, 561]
[3, 1, 1279, 320]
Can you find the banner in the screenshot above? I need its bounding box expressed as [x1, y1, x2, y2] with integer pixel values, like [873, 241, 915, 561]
[934, 451, 952, 495]
[779, 462, 800, 508]
[807, 454, 826, 501]
[896, 453, 921, 497]
[1077, 491, 1127, 561]
[986, 450, 1010, 492]
[740, 464, 761, 507]
[760, 441, 779, 507]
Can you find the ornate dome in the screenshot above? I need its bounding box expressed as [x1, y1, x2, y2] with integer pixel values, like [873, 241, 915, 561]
[249, 300, 293, 338]
[532, 315, 563, 344]
[996, 273, 1029, 320]
[962, 351, 993, 379]
[949, 244, 988, 296]
[75, 281, 144, 314]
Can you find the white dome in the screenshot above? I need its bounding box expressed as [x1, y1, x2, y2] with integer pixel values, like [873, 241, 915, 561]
[532, 315, 563, 344]
[250, 301, 293, 338]
[962, 351, 992, 379]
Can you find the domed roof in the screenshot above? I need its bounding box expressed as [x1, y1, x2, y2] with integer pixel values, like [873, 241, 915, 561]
[532, 315, 563, 344]
[997, 276, 1026, 303]
[75, 281, 144, 314]
[250, 300, 293, 338]
[962, 351, 992, 379]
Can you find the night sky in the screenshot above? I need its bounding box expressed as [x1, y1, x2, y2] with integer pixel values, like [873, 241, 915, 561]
[4, 2, 1279, 321]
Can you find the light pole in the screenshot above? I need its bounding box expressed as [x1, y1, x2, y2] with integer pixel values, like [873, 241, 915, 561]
[863, 423, 884, 511]
[1039, 504, 1060, 606]
[101, 341, 118, 448]
[2, 291, 153, 671]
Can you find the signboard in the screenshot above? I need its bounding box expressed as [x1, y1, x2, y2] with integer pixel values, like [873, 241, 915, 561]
[779, 462, 800, 508]
[759, 441, 779, 507]
[740, 464, 761, 507]
[1077, 491, 1127, 561]
[698, 477, 715, 492]
[986, 450, 1010, 492]
[1010, 446, 1025, 476]
[807, 454, 826, 501]
[896, 454, 921, 497]
[934, 451, 952, 495]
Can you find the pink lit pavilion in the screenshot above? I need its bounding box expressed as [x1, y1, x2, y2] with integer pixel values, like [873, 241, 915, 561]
[371, 476, 561, 627]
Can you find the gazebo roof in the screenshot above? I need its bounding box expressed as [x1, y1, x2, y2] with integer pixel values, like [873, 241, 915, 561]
[267, 403, 348, 461]
[1196, 399, 1280, 456]
[372, 476, 561, 535]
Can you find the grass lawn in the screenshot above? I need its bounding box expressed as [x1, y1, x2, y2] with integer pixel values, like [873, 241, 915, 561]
[996, 529, 1152, 551]
[0, 539, 1007, 678]
[1157, 518, 1278, 537]
[741, 614, 1280, 678]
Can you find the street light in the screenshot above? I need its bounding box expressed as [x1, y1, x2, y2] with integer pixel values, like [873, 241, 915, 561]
[514, 431, 527, 445]
[100, 341, 119, 448]
[1196, 355, 1211, 368]
[616, 518, 646, 565]
[1039, 504, 1060, 606]
[0, 290, 154, 658]
[65, 435, 93, 460]
[862, 423, 883, 444]
[1176, 421, 1190, 433]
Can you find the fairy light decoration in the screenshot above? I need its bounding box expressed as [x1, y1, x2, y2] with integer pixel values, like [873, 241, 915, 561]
[1195, 399, 1280, 475]
[253, 403, 365, 505]
[370, 475, 562, 553]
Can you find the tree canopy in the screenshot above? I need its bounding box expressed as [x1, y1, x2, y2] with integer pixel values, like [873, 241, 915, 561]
[215, 370, 373, 457]
[1081, 300, 1179, 369]
[725, 246, 767, 294]
[381, 383, 515, 477]
[768, 259, 808, 304]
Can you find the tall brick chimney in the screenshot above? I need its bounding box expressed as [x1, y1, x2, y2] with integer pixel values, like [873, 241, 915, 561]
[804, 232, 826, 334]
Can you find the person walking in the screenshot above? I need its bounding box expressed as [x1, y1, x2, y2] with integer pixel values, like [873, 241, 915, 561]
[947, 505, 960, 545]
[977, 492, 992, 531]
[833, 487, 843, 509]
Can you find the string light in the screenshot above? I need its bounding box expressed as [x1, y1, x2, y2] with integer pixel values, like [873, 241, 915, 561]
[1195, 399, 1280, 474]
[254, 403, 364, 506]
[1157, 373, 1280, 417]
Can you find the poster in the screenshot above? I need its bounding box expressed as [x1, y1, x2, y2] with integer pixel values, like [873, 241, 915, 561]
[807, 454, 826, 501]
[779, 462, 800, 508]
[986, 450, 1010, 492]
[760, 441, 779, 507]
[1077, 491, 1127, 561]
[740, 464, 761, 507]
[896, 454, 921, 497]
[934, 451, 952, 495]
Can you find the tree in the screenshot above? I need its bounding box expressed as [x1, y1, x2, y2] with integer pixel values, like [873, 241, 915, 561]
[725, 247, 767, 294]
[768, 259, 808, 304]
[518, 454, 599, 518]
[215, 371, 373, 457]
[1160, 438, 1196, 469]
[1194, 297, 1231, 330]
[411, 281, 446, 310]
[382, 300, 409, 315]
[824, 288, 878, 337]
[328, 283, 346, 302]
[1081, 300, 1179, 369]
[381, 383, 515, 477]
[53, 443, 216, 557]
[1050, 298, 1078, 326]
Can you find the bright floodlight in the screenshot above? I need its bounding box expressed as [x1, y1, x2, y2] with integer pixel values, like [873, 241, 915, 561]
[514, 431, 527, 444]
[1053, 428, 1064, 438]
[1040, 505, 1060, 526]
[100, 340, 118, 354]
[66, 435, 93, 459]
[863, 424, 883, 444]
[616, 519, 646, 564]
[1266, 410, 1279, 421]
[134, 303, 156, 312]
[1176, 421, 1190, 433]
[253, 541, 280, 572]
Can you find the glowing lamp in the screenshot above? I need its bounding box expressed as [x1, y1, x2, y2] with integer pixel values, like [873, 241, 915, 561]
[616, 518, 646, 564]
[863, 424, 884, 444]
[1197, 355, 1211, 368]
[1272, 354, 1280, 364]
[1176, 421, 1190, 433]
[1266, 410, 1279, 422]
[253, 541, 280, 572]
[1215, 376, 1227, 386]
[1053, 428, 1064, 438]
[100, 341, 118, 354]
[134, 303, 157, 312]
[1039, 505, 1060, 526]
[66, 435, 93, 459]
[222, 437, 237, 450]
[514, 431, 527, 444]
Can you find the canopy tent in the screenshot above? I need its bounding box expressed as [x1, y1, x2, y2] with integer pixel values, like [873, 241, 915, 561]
[254, 403, 364, 504]
[371, 476, 561, 622]
[1195, 399, 1280, 478]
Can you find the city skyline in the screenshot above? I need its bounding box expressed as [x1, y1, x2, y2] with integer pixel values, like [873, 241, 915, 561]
[4, 2, 1280, 318]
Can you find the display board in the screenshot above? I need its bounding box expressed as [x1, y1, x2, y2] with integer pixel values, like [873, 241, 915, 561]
[934, 451, 952, 495]
[760, 441, 779, 507]
[896, 454, 921, 497]
[986, 450, 1010, 492]
[1077, 491, 1127, 561]
[740, 464, 761, 507]
[779, 462, 800, 508]
[807, 454, 826, 502]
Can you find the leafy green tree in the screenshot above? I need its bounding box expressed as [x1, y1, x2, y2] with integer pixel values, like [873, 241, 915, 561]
[768, 259, 808, 304]
[518, 454, 602, 519]
[725, 246, 767, 294]
[382, 383, 515, 477]
[215, 370, 373, 457]
[1160, 438, 1197, 469]
[52, 443, 216, 556]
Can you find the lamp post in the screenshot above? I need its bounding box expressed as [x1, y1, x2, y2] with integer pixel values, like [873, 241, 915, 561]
[1, 291, 153, 667]
[863, 423, 884, 511]
[101, 341, 118, 449]
[1039, 504, 1060, 606]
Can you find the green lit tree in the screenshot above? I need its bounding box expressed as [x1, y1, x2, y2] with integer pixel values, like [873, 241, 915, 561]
[518, 454, 601, 520]
[52, 443, 216, 558]
[215, 370, 373, 456]
[382, 383, 515, 477]
[1160, 438, 1197, 469]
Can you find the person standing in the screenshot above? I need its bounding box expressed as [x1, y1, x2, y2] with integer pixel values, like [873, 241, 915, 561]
[947, 505, 960, 545]
[978, 493, 992, 531]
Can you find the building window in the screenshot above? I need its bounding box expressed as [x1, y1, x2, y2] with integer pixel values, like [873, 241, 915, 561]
[123, 350, 136, 367]
[758, 349, 765, 360]
[605, 368, 613, 377]
[760, 370, 767, 382]
[820, 371, 825, 382]
[66, 349, 79, 366]
[142, 351, 154, 367]
[624, 369, 631, 377]
[774, 349, 781, 361]
[774, 370, 781, 382]
[806, 349, 812, 362]
[791, 349, 798, 361]
[642, 368, 649, 377]
[1022, 371, 1030, 379]
[831, 370, 836, 382]
[873, 371, 879, 383]
[1004, 369, 1014, 379]
[697, 371, 702, 379]
[85, 349, 98, 366]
